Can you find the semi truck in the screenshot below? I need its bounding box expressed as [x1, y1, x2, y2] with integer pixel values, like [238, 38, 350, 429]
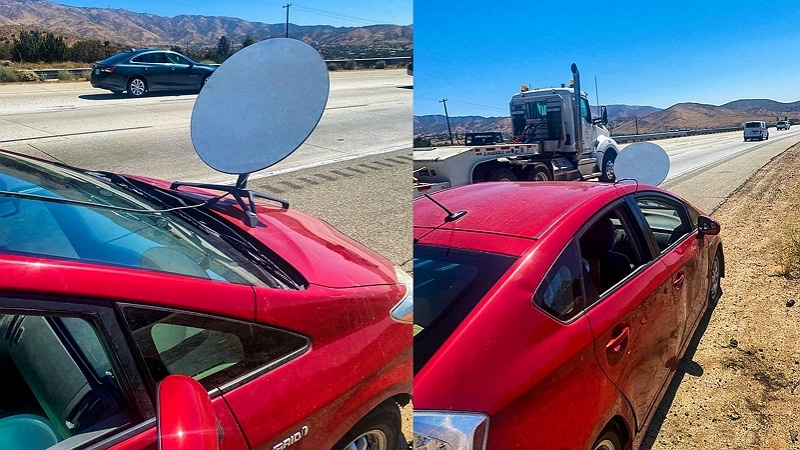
[414, 63, 621, 197]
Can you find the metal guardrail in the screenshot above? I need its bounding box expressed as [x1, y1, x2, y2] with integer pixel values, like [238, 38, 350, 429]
[29, 57, 411, 80]
[611, 126, 742, 143]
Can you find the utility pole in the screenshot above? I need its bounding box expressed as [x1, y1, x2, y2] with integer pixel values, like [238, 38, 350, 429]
[283, 4, 291, 38]
[440, 99, 454, 146]
[634, 116, 639, 135]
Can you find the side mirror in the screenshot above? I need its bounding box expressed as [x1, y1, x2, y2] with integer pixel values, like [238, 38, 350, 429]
[697, 216, 720, 236]
[601, 106, 608, 125]
[157, 375, 220, 450]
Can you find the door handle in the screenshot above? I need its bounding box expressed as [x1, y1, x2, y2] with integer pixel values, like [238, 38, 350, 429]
[674, 272, 685, 289]
[606, 326, 630, 353]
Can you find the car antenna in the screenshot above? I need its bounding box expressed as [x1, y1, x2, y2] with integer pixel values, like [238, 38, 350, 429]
[170, 38, 329, 228]
[423, 193, 467, 222]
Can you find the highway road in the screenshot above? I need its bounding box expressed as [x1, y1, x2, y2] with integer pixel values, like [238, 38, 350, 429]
[621, 127, 800, 182]
[0, 68, 412, 184]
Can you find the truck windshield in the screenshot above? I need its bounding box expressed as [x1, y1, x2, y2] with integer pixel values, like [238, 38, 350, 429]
[414, 244, 516, 372]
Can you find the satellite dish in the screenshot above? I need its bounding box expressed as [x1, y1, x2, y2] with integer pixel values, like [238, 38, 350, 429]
[190, 38, 329, 174]
[614, 142, 670, 186]
[172, 38, 329, 227]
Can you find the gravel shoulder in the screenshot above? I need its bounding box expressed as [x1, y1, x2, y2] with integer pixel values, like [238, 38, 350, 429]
[643, 141, 800, 449]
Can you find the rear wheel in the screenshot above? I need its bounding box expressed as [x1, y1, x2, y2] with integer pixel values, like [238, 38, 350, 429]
[127, 77, 147, 97]
[488, 167, 517, 182]
[526, 165, 552, 182]
[593, 429, 622, 450]
[708, 249, 722, 305]
[333, 401, 400, 450]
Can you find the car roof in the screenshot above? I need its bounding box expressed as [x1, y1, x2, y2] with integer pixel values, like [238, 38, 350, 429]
[414, 181, 636, 241]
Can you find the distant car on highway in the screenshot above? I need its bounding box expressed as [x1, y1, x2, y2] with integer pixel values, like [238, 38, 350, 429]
[91, 49, 217, 97]
[743, 120, 769, 141]
[777, 120, 790, 131]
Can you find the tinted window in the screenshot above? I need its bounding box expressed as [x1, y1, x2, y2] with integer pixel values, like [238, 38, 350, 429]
[0, 153, 299, 288]
[634, 195, 693, 252]
[532, 240, 583, 321]
[0, 314, 137, 443]
[745, 122, 761, 128]
[122, 306, 309, 390]
[413, 245, 516, 372]
[165, 53, 191, 65]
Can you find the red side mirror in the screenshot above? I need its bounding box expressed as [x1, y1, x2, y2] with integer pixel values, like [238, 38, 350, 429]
[157, 375, 220, 450]
[697, 216, 720, 236]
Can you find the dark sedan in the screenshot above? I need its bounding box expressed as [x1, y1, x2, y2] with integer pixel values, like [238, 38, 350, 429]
[91, 49, 217, 97]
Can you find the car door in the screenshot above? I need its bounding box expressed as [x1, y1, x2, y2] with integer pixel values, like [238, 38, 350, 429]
[0, 262, 256, 449]
[132, 52, 171, 90]
[164, 52, 202, 89]
[633, 193, 709, 351]
[581, 201, 680, 432]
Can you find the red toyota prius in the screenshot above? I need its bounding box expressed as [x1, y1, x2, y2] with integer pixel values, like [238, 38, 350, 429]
[0, 149, 412, 450]
[413, 180, 724, 450]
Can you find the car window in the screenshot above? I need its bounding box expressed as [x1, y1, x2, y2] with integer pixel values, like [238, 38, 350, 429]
[634, 195, 693, 253]
[0, 154, 299, 288]
[121, 305, 309, 390]
[532, 240, 584, 321]
[0, 314, 139, 446]
[165, 53, 191, 65]
[413, 245, 516, 372]
[577, 205, 649, 300]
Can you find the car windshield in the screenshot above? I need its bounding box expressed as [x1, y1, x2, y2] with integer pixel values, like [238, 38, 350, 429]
[413, 244, 516, 372]
[0, 152, 298, 288]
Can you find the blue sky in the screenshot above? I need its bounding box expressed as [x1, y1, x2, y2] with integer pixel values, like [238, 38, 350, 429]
[414, 1, 800, 117]
[54, 0, 411, 27]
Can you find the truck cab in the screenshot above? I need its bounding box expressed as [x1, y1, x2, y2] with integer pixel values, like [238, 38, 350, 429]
[509, 83, 618, 181]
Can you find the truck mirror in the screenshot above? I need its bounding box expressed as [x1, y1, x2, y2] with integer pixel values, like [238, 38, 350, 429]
[157, 375, 221, 450]
[601, 106, 608, 125]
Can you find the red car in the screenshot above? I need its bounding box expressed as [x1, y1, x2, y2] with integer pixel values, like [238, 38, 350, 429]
[412, 181, 724, 450]
[0, 149, 412, 450]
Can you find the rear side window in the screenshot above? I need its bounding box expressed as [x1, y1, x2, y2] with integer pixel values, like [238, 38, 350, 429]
[532, 240, 583, 321]
[121, 306, 309, 390]
[413, 245, 516, 372]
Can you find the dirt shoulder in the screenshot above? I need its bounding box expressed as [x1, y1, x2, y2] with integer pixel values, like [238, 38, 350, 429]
[644, 142, 800, 449]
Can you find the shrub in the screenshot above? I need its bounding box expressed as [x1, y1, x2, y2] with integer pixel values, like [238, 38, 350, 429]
[374, 60, 386, 69]
[327, 62, 339, 71]
[15, 70, 40, 82]
[57, 70, 75, 81]
[778, 227, 800, 278]
[0, 66, 18, 82]
[343, 59, 357, 70]
[80, 69, 92, 80]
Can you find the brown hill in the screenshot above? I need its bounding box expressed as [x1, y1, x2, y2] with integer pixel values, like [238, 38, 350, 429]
[0, 0, 412, 48]
[610, 102, 796, 135]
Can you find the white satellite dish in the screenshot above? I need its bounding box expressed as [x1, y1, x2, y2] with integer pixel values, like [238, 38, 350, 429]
[614, 142, 670, 186]
[171, 38, 329, 226]
[190, 38, 329, 174]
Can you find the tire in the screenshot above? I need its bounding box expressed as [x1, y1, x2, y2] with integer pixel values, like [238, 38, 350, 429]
[708, 249, 722, 305]
[488, 167, 517, 182]
[599, 151, 616, 182]
[333, 401, 401, 450]
[592, 429, 622, 450]
[127, 77, 147, 97]
[526, 165, 552, 182]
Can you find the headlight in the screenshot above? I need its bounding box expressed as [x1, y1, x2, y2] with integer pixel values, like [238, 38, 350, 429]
[413, 411, 489, 450]
[390, 266, 413, 323]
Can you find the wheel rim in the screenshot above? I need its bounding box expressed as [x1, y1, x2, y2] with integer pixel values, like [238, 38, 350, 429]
[604, 158, 615, 180]
[709, 254, 721, 301]
[594, 438, 618, 450]
[341, 429, 388, 450]
[533, 170, 549, 182]
[130, 79, 145, 96]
